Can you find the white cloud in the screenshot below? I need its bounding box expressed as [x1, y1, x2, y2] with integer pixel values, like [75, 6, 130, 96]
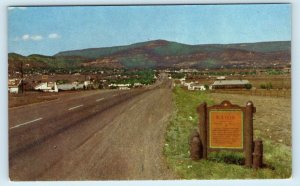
[48, 33, 60, 39]
[20, 34, 43, 41]
[22, 34, 30, 40]
[30, 35, 43, 41]
[15, 33, 59, 42]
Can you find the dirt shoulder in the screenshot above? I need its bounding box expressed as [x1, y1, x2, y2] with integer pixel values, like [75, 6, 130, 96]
[8, 90, 110, 108]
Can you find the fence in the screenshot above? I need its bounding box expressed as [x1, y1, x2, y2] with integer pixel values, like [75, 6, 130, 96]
[210, 89, 291, 98]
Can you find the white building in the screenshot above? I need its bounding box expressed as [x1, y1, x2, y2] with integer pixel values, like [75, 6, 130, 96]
[133, 83, 143, 87]
[211, 80, 250, 89]
[216, 76, 226, 80]
[84, 80, 92, 86]
[183, 82, 193, 87]
[109, 83, 131, 90]
[119, 86, 130, 90]
[57, 83, 84, 91]
[8, 79, 22, 93]
[34, 82, 58, 92]
[188, 83, 206, 91]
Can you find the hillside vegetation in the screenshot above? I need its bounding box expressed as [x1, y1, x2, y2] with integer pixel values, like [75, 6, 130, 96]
[9, 40, 291, 70]
[56, 40, 291, 57]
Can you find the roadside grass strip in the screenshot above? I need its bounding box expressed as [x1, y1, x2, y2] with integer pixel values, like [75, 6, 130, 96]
[164, 86, 291, 179]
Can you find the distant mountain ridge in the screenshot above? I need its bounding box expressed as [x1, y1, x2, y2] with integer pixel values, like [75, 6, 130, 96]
[9, 40, 291, 69]
[55, 40, 291, 58]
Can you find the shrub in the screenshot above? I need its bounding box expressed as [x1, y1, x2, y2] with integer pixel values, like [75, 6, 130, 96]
[244, 84, 252, 89]
[266, 82, 273, 90]
[260, 84, 266, 89]
[260, 82, 273, 90]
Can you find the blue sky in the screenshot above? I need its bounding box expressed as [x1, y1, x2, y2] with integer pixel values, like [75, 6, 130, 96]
[8, 4, 291, 56]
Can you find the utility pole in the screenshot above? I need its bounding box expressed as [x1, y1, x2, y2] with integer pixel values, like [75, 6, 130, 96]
[20, 59, 24, 94]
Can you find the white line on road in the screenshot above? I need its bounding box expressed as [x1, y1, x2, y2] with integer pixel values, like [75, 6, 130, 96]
[10, 117, 43, 130]
[68, 105, 83, 111]
[96, 98, 105, 102]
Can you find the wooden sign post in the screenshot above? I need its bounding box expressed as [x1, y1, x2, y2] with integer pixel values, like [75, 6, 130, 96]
[194, 100, 262, 168]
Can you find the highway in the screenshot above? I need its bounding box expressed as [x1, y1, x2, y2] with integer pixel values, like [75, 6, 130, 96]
[9, 76, 176, 180]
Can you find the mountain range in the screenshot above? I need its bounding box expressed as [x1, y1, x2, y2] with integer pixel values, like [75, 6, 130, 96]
[8, 40, 291, 70]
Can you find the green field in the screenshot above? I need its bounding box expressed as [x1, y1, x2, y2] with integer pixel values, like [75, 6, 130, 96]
[164, 86, 291, 179]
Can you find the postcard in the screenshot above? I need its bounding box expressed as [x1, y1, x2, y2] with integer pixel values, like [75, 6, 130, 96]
[8, 4, 291, 180]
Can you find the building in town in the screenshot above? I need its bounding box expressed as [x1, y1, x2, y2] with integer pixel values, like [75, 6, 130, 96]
[188, 83, 206, 91]
[211, 80, 251, 89]
[8, 78, 22, 93]
[34, 82, 58, 92]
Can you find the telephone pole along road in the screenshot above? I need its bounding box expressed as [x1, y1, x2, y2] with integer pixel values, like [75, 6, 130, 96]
[9, 75, 176, 180]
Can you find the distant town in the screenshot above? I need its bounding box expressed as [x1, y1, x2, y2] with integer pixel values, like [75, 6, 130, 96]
[8, 66, 291, 94]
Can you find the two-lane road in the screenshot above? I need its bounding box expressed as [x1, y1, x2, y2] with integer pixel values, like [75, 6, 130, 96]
[9, 78, 176, 180]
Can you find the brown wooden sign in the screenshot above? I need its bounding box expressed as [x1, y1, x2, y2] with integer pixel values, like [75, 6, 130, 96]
[207, 101, 246, 151]
[195, 100, 262, 168]
[209, 109, 243, 149]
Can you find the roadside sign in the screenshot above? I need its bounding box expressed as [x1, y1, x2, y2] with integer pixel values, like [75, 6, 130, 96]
[195, 100, 261, 168]
[209, 110, 243, 149]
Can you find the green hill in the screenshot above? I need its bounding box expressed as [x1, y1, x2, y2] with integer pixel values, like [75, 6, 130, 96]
[55, 40, 290, 59]
[224, 41, 291, 53]
[9, 40, 291, 69]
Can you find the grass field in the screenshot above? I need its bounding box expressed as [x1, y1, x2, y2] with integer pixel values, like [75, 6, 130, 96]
[164, 86, 291, 179]
[211, 89, 291, 98]
[191, 75, 291, 90]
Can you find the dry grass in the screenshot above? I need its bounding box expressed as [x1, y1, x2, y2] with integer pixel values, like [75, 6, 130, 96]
[211, 93, 291, 146]
[8, 90, 90, 108]
[190, 75, 291, 89]
[211, 89, 291, 98]
[9, 92, 58, 108]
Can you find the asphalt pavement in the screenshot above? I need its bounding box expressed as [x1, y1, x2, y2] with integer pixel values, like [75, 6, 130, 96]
[9, 77, 176, 180]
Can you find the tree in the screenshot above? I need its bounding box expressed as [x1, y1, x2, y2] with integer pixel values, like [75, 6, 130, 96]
[244, 84, 252, 90]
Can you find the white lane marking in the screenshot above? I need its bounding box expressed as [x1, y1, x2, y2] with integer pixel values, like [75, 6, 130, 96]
[96, 98, 105, 102]
[10, 117, 43, 130]
[68, 104, 83, 111]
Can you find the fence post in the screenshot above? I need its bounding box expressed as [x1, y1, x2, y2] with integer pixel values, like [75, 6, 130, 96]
[244, 101, 255, 167]
[189, 129, 202, 160]
[252, 139, 263, 169]
[197, 102, 207, 159]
